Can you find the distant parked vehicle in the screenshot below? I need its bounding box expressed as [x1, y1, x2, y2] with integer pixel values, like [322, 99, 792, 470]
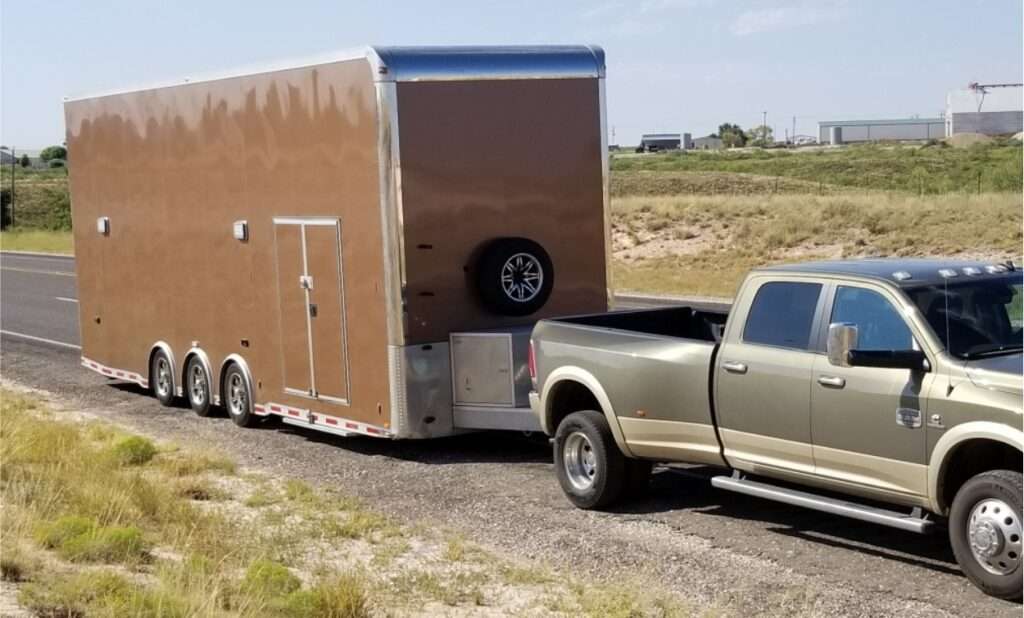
[530, 259, 1023, 601]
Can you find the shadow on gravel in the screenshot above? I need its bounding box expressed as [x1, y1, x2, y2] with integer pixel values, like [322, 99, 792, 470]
[276, 426, 553, 465]
[615, 468, 964, 578]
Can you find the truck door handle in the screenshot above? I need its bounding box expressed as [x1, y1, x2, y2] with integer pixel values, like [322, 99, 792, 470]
[722, 361, 748, 374]
[817, 375, 846, 388]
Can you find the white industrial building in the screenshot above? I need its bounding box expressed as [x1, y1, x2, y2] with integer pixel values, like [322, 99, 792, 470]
[818, 118, 945, 144]
[945, 84, 1023, 136]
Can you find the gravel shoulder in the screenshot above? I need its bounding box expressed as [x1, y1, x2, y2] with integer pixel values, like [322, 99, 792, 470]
[2, 337, 1018, 617]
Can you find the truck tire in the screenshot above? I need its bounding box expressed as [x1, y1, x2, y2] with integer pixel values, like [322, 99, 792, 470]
[185, 356, 213, 417]
[949, 469, 1023, 601]
[150, 349, 175, 407]
[553, 410, 626, 509]
[223, 363, 258, 428]
[475, 238, 553, 317]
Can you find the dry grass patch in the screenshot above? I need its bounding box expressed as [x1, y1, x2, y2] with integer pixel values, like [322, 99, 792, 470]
[612, 192, 1022, 297]
[1, 387, 688, 617]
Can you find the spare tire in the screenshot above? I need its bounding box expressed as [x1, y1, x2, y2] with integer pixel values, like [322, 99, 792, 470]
[475, 238, 554, 316]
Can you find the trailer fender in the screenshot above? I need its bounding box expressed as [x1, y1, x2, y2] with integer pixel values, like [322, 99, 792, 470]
[148, 341, 178, 397]
[182, 347, 214, 404]
[540, 366, 634, 458]
[218, 353, 263, 415]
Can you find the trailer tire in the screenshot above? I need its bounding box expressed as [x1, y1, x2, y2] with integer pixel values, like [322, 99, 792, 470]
[150, 349, 175, 407]
[223, 363, 257, 428]
[475, 238, 553, 317]
[553, 410, 626, 509]
[184, 356, 213, 417]
[949, 469, 1023, 601]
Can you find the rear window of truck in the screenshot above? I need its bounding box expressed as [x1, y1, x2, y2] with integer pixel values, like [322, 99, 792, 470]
[743, 281, 822, 350]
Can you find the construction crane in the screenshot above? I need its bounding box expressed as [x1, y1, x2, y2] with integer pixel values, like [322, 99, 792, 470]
[967, 82, 1023, 112]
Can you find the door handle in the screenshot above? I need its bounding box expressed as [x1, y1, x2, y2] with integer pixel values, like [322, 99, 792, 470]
[722, 361, 748, 374]
[817, 375, 846, 388]
[309, 303, 318, 318]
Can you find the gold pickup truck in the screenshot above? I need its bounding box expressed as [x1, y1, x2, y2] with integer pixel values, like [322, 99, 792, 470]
[529, 259, 1023, 600]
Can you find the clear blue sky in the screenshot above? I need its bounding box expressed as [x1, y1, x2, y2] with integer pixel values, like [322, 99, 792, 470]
[2, 0, 1021, 148]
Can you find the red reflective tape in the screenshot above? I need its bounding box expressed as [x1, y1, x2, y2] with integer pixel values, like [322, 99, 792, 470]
[270, 405, 282, 413]
[366, 427, 382, 435]
[254, 404, 265, 412]
[287, 410, 300, 417]
[115, 371, 125, 377]
[345, 422, 358, 430]
[101, 368, 112, 375]
[325, 418, 338, 425]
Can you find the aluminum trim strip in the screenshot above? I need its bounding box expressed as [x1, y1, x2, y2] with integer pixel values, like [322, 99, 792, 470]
[372, 45, 605, 83]
[81, 356, 148, 388]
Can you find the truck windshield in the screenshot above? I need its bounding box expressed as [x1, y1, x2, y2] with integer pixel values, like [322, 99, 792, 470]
[903, 274, 1023, 360]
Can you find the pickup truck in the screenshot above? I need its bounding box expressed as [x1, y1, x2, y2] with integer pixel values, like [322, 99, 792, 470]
[528, 259, 1023, 600]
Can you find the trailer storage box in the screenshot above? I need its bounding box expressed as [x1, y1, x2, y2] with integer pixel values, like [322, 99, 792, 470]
[65, 46, 609, 439]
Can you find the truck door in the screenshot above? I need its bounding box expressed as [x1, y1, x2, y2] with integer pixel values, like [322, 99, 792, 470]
[273, 218, 351, 404]
[714, 278, 826, 476]
[810, 284, 931, 499]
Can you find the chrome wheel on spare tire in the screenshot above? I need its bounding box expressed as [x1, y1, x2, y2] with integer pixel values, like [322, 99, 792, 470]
[475, 238, 554, 317]
[949, 469, 1023, 601]
[151, 350, 175, 407]
[185, 356, 213, 417]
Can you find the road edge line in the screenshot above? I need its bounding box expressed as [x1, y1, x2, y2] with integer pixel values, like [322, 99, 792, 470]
[1, 330, 81, 350]
[0, 250, 75, 259]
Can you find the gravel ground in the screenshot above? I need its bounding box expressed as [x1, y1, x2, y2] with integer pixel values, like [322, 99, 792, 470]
[2, 337, 1019, 617]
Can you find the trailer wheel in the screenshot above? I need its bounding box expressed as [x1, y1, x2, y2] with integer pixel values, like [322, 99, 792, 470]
[949, 469, 1023, 601]
[185, 356, 213, 417]
[475, 238, 553, 317]
[150, 349, 175, 407]
[223, 363, 257, 428]
[553, 410, 626, 509]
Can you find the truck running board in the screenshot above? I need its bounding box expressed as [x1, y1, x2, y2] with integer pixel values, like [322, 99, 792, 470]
[711, 473, 933, 534]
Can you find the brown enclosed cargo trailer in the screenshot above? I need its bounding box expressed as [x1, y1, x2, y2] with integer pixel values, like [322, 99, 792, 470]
[65, 45, 609, 439]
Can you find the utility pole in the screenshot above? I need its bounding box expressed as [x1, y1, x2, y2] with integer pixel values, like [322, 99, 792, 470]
[761, 110, 768, 146]
[792, 116, 796, 144]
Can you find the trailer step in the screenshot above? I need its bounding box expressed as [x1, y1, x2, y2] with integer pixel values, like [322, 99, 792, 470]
[711, 473, 933, 534]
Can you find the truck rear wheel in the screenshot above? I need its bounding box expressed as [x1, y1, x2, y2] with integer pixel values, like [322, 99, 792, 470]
[553, 410, 626, 509]
[185, 356, 213, 417]
[150, 349, 175, 407]
[223, 363, 258, 428]
[949, 469, 1023, 601]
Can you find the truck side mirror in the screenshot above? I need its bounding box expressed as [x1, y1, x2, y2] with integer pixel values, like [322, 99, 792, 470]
[827, 322, 858, 367]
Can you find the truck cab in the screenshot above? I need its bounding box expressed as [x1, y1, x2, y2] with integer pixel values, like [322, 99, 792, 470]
[530, 258, 1023, 600]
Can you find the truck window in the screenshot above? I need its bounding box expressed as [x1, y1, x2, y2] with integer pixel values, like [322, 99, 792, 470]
[743, 282, 822, 350]
[831, 287, 913, 351]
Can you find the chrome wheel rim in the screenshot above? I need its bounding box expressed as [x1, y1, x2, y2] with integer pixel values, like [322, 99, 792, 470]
[227, 373, 247, 417]
[155, 358, 172, 397]
[189, 364, 207, 406]
[501, 253, 543, 303]
[968, 498, 1022, 575]
[563, 431, 598, 490]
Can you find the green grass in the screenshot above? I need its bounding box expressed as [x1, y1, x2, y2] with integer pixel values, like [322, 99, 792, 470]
[612, 141, 1024, 194]
[612, 192, 1022, 297]
[0, 229, 73, 253]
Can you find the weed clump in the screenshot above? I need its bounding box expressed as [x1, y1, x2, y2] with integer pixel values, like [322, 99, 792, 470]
[111, 435, 157, 465]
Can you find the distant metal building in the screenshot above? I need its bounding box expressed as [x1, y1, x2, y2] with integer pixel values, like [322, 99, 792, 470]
[692, 135, 723, 150]
[946, 84, 1023, 136]
[818, 118, 945, 144]
[639, 133, 681, 151]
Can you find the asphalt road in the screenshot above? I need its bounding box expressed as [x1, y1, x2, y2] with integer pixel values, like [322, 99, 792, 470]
[0, 251, 1016, 616]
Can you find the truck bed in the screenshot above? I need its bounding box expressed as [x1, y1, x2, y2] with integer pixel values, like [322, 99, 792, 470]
[551, 306, 729, 342]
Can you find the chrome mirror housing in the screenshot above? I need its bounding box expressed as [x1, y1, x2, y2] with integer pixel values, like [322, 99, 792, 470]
[827, 323, 858, 367]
